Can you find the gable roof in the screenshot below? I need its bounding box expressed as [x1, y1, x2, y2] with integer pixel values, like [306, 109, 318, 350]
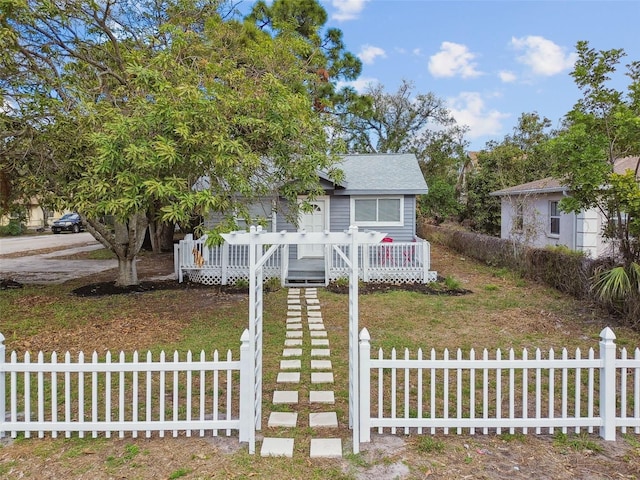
[332, 153, 428, 195]
[490, 177, 568, 196]
[490, 156, 640, 197]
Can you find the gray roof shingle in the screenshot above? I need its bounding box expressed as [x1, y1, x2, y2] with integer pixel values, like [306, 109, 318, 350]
[334, 153, 428, 195]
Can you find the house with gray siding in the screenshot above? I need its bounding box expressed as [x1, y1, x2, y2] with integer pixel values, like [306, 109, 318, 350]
[181, 153, 436, 285]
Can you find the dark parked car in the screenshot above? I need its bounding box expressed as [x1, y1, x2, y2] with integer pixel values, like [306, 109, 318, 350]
[51, 213, 84, 234]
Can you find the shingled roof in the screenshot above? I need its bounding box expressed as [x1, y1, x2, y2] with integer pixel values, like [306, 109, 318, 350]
[333, 153, 428, 195]
[490, 156, 639, 196]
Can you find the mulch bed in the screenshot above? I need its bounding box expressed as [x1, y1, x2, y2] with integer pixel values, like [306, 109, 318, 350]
[326, 280, 471, 295]
[71, 281, 249, 297]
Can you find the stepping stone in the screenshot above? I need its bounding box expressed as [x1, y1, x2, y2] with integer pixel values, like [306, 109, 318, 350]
[286, 331, 303, 339]
[307, 305, 321, 310]
[286, 323, 302, 330]
[280, 359, 301, 370]
[310, 330, 327, 338]
[288, 304, 302, 310]
[282, 348, 302, 357]
[305, 288, 317, 293]
[288, 288, 301, 294]
[306, 298, 320, 305]
[307, 317, 323, 324]
[309, 412, 338, 428]
[308, 324, 325, 331]
[268, 412, 298, 428]
[308, 311, 322, 317]
[311, 360, 332, 370]
[310, 390, 335, 404]
[287, 299, 300, 304]
[286, 317, 302, 323]
[311, 349, 330, 357]
[284, 339, 302, 347]
[287, 310, 301, 316]
[273, 390, 298, 404]
[310, 438, 342, 458]
[311, 339, 329, 346]
[261, 437, 294, 457]
[311, 372, 334, 384]
[277, 372, 300, 383]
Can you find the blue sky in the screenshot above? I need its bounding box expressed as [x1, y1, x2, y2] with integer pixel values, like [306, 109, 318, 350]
[321, 0, 640, 150]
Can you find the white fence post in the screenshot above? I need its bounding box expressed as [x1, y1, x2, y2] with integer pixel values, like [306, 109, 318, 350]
[0, 333, 5, 438]
[238, 329, 252, 446]
[359, 328, 371, 444]
[599, 326, 617, 441]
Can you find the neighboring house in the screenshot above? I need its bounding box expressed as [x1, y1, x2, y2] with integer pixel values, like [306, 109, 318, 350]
[0, 198, 67, 230]
[490, 157, 639, 258]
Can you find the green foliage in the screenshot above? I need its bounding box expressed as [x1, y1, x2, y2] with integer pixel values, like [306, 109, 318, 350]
[444, 275, 462, 290]
[2, 0, 340, 285]
[415, 436, 445, 454]
[550, 41, 640, 265]
[0, 218, 24, 236]
[234, 278, 250, 289]
[168, 468, 192, 479]
[591, 263, 640, 303]
[553, 432, 603, 453]
[464, 112, 555, 235]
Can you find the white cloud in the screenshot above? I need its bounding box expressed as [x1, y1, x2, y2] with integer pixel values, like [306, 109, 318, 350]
[448, 92, 510, 138]
[499, 70, 517, 83]
[336, 77, 378, 94]
[412, 48, 422, 57]
[358, 45, 386, 65]
[428, 42, 482, 79]
[510, 36, 577, 76]
[331, 0, 369, 21]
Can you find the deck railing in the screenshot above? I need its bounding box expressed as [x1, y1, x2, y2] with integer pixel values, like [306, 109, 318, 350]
[175, 234, 437, 285]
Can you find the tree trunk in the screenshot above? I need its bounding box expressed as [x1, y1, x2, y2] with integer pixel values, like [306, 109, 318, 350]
[159, 222, 174, 251]
[83, 212, 148, 287]
[116, 257, 138, 287]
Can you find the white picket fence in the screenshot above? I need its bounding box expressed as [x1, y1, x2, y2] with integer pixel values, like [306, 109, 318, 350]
[0, 331, 253, 440]
[358, 327, 640, 444]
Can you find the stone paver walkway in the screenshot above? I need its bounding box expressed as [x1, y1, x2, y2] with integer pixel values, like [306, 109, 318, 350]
[260, 288, 342, 458]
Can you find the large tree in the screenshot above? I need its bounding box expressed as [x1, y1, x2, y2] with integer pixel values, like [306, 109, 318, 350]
[1, 0, 335, 286]
[549, 42, 640, 316]
[464, 112, 555, 235]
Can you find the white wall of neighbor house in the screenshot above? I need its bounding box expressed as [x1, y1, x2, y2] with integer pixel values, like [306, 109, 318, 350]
[500, 193, 607, 258]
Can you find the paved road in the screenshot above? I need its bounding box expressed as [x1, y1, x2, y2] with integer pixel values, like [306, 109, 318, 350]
[0, 232, 118, 284]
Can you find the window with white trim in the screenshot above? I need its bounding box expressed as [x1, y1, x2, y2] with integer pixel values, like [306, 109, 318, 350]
[351, 197, 404, 227]
[514, 202, 524, 232]
[549, 201, 560, 236]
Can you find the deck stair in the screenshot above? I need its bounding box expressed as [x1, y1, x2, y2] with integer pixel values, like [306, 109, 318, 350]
[285, 259, 326, 287]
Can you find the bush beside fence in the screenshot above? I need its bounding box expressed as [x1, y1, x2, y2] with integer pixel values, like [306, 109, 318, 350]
[418, 221, 638, 326]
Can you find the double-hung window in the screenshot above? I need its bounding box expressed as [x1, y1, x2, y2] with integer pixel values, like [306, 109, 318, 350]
[351, 197, 404, 227]
[549, 201, 560, 236]
[514, 202, 524, 232]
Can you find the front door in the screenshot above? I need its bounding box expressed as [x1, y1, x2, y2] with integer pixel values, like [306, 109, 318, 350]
[298, 197, 328, 258]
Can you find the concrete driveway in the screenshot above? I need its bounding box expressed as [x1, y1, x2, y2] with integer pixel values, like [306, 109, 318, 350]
[0, 233, 118, 284]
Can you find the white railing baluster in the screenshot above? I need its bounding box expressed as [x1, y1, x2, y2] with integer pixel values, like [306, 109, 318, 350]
[24, 352, 31, 439]
[561, 348, 568, 434]
[146, 351, 152, 438]
[404, 348, 409, 435]
[378, 347, 383, 434]
[495, 349, 501, 435]
[173, 351, 179, 438]
[91, 351, 98, 438]
[78, 352, 84, 438]
[482, 349, 488, 435]
[213, 350, 219, 437]
[635, 348, 640, 434]
[50, 352, 57, 439]
[588, 347, 595, 434]
[430, 348, 436, 435]
[522, 348, 528, 435]
[509, 349, 514, 435]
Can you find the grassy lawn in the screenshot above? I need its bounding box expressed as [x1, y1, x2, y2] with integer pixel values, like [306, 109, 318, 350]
[0, 246, 639, 479]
